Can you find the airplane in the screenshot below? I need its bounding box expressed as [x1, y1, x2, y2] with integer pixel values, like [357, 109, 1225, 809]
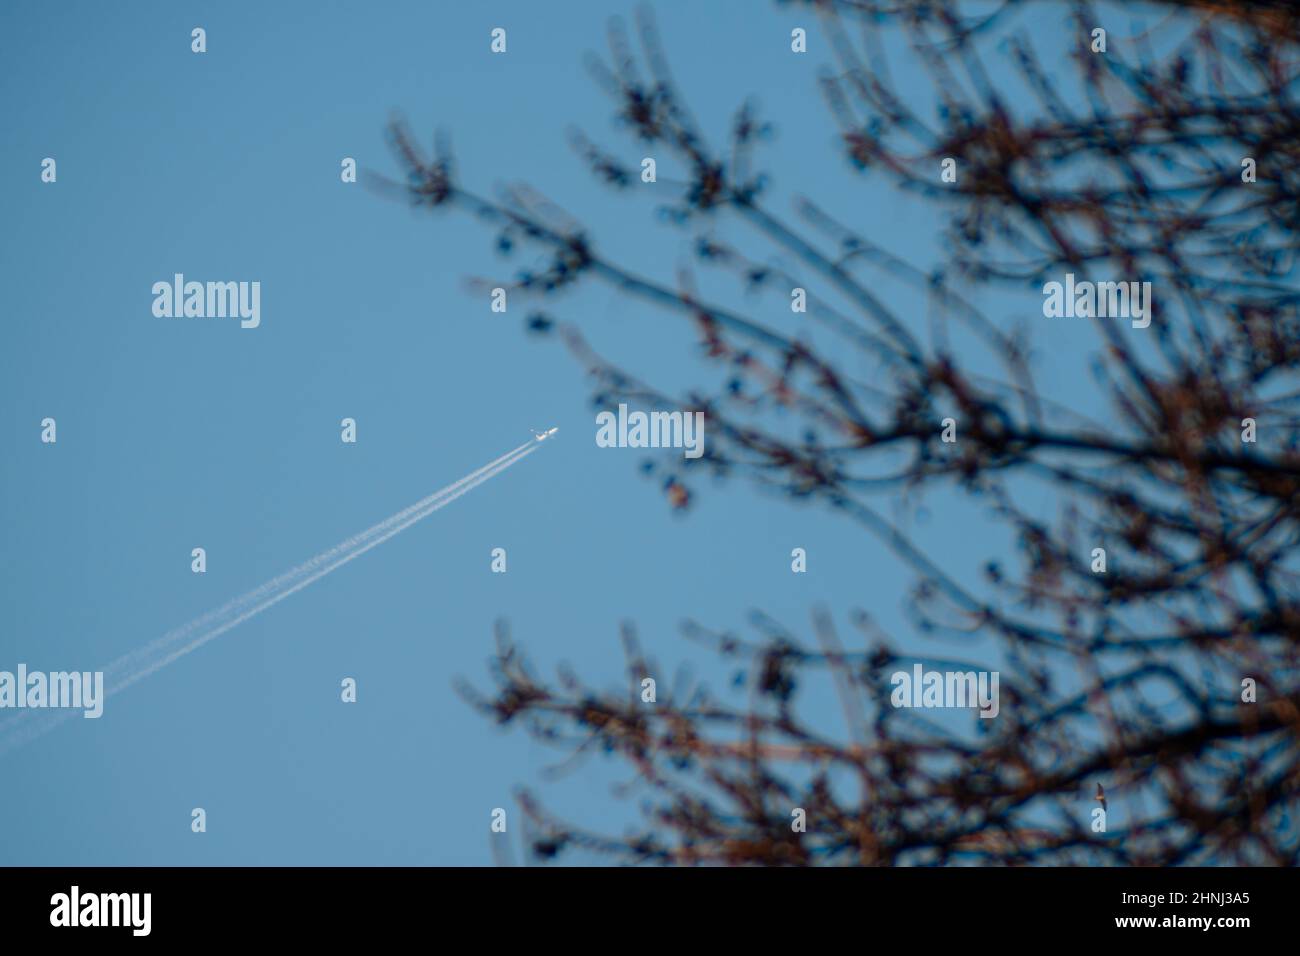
[531, 426, 559, 442]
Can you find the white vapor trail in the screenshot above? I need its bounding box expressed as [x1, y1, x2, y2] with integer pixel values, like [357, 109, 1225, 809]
[105, 438, 536, 681]
[0, 439, 541, 756]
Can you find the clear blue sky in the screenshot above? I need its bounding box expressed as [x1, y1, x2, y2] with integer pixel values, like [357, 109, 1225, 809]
[0, 0, 1110, 863]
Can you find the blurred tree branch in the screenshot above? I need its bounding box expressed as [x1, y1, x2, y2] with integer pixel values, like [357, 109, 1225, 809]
[380, 0, 1300, 864]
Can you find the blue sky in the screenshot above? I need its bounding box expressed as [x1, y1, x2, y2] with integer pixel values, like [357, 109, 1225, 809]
[0, 0, 1122, 864]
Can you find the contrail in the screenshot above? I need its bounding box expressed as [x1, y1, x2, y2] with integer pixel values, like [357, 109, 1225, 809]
[104, 438, 537, 680]
[0, 439, 542, 755]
